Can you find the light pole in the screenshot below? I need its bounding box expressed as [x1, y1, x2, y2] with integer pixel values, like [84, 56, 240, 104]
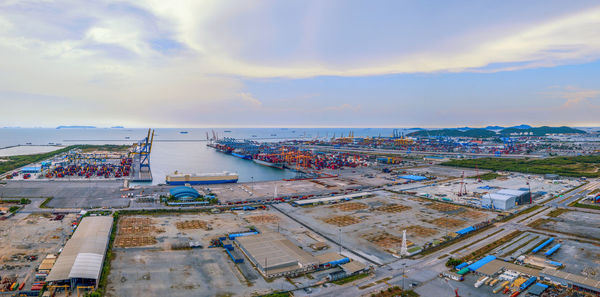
[402, 263, 406, 290]
[251, 176, 254, 195]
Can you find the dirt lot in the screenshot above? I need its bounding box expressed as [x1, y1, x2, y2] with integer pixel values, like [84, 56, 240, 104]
[0, 212, 74, 292]
[275, 190, 498, 264]
[106, 212, 300, 297]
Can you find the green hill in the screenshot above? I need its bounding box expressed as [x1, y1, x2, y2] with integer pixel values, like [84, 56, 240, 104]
[408, 128, 496, 138]
[499, 126, 585, 136]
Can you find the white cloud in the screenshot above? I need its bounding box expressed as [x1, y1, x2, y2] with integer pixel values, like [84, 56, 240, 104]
[0, 1, 599, 127]
[542, 86, 600, 107]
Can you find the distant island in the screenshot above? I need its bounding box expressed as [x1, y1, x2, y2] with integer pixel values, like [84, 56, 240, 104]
[408, 128, 496, 138]
[56, 126, 97, 129]
[408, 126, 585, 137]
[499, 126, 585, 136]
[111, 126, 124, 128]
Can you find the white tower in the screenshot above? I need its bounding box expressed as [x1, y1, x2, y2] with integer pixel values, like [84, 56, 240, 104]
[401, 229, 408, 257]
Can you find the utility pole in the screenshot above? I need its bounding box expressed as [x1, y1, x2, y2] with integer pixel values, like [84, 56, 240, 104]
[402, 263, 406, 290]
[339, 228, 342, 253]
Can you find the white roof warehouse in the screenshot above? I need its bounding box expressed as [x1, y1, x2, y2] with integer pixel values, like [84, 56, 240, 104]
[46, 216, 113, 289]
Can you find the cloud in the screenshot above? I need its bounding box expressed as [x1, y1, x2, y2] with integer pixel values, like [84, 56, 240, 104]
[542, 86, 600, 107]
[237, 92, 262, 106]
[0, 1, 600, 127]
[323, 104, 361, 112]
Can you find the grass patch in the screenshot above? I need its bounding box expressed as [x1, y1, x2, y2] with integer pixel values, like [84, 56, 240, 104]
[370, 286, 420, 297]
[442, 156, 600, 178]
[467, 172, 500, 180]
[418, 223, 494, 257]
[547, 208, 570, 217]
[332, 272, 370, 285]
[450, 228, 504, 254]
[259, 292, 291, 297]
[517, 205, 547, 223]
[0, 198, 31, 205]
[571, 202, 600, 210]
[505, 235, 539, 256]
[463, 230, 523, 262]
[39, 197, 53, 208]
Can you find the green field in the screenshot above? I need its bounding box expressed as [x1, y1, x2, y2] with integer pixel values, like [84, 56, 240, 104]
[0, 145, 130, 176]
[442, 155, 600, 177]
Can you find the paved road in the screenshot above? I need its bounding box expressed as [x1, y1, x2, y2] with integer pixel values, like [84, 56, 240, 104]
[306, 179, 599, 296]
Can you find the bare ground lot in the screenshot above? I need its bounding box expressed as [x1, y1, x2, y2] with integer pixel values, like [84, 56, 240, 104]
[275, 191, 497, 264]
[0, 212, 74, 292]
[106, 213, 303, 297]
[536, 210, 600, 240]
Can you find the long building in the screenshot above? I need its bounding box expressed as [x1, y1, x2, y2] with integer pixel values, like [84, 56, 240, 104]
[46, 216, 113, 290]
[234, 230, 319, 278]
[541, 267, 600, 296]
[291, 192, 372, 206]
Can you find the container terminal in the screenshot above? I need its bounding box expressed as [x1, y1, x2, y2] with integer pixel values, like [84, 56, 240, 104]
[1, 129, 600, 296]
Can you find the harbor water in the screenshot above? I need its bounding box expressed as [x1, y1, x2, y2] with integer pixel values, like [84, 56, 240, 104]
[0, 127, 412, 184]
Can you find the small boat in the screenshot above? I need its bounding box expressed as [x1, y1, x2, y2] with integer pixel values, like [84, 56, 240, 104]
[224, 130, 232, 133]
[125, 136, 130, 139]
[180, 131, 189, 134]
[270, 134, 277, 136]
[251, 135, 257, 137]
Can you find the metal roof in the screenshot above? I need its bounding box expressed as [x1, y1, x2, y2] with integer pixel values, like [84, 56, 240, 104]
[467, 255, 496, 272]
[477, 259, 540, 277]
[496, 189, 528, 197]
[541, 267, 600, 291]
[235, 230, 317, 272]
[341, 261, 367, 275]
[292, 192, 372, 205]
[169, 186, 200, 198]
[46, 216, 113, 283]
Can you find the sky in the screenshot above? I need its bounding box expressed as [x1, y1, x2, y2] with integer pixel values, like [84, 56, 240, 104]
[1, 0, 600, 128]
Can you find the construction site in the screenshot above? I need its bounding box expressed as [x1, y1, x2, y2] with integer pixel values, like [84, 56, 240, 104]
[0, 210, 76, 294]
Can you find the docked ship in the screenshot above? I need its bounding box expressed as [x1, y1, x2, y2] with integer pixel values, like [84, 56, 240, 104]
[253, 159, 285, 169]
[231, 150, 252, 160]
[166, 171, 238, 185]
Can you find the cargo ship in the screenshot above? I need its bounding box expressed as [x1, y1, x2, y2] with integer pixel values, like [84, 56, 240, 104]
[232, 152, 252, 160]
[166, 171, 238, 185]
[253, 159, 285, 169]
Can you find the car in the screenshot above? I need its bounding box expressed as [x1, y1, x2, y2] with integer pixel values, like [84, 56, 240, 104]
[303, 287, 312, 294]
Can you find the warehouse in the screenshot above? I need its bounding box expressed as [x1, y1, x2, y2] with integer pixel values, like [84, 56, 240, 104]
[541, 268, 600, 295]
[234, 230, 319, 278]
[496, 189, 531, 205]
[481, 193, 516, 210]
[46, 216, 113, 290]
[291, 192, 372, 206]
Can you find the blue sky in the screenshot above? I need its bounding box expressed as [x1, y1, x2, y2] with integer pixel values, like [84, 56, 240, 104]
[0, 0, 599, 127]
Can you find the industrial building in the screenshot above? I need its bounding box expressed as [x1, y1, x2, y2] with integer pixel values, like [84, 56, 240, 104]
[476, 259, 540, 278]
[291, 192, 372, 206]
[169, 186, 200, 199]
[541, 268, 600, 295]
[46, 216, 113, 290]
[481, 188, 530, 210]
[234, 230, 319, 278]
[481, 193, 516, 210]
[496, 189, 531, 205]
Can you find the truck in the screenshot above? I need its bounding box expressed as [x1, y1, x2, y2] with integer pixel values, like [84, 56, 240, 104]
[474, 276, 489, 288]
